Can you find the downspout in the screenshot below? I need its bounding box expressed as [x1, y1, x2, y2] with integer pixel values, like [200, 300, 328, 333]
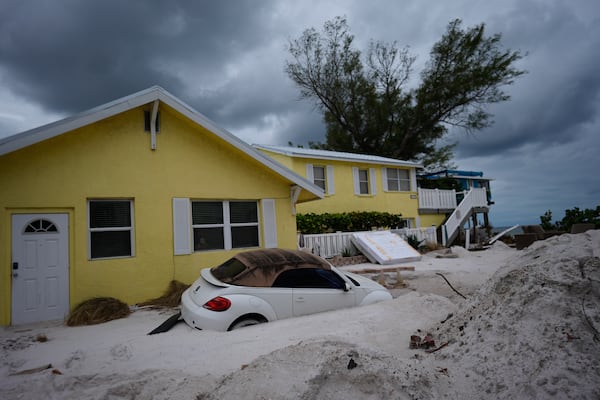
[150, 100, 159, 150]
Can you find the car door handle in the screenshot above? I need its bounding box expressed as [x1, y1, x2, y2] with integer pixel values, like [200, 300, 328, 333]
[295, 297, 305, 302]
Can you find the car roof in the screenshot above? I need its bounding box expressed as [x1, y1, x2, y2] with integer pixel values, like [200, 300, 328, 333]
[214, 248, 331, 287]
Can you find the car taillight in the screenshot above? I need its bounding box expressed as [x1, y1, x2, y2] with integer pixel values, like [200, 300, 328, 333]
[203, 296, 231, 312]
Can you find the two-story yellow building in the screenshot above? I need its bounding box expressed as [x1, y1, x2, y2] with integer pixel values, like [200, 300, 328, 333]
[0, 87, 322, 326]
[254, 145, 424, 228]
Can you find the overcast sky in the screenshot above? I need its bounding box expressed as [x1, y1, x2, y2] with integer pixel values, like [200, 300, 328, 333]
[1, 0, 599, 227]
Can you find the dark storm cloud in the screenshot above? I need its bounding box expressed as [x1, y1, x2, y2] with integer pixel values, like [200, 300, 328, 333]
[1, 0, 599, 226]
[453, 0, 600, 158]
[0, 0, 275, 114]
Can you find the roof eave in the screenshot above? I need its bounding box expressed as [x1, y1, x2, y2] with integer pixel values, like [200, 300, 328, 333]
[254, 144, 422, 168]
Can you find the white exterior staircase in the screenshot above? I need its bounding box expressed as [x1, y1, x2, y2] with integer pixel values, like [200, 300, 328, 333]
[440, 187, 489, 246]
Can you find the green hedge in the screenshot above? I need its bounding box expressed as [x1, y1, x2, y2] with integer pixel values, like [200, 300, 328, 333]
[297, 211, 404, 234]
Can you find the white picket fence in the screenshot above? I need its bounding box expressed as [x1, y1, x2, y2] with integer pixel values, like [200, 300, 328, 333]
[299, 228, 438, 258]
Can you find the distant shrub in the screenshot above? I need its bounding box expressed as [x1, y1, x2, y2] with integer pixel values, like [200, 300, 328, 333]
[540, 206, 600, 232]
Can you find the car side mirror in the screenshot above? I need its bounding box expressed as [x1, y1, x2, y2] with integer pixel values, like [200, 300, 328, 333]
[344, 282, 352, 292]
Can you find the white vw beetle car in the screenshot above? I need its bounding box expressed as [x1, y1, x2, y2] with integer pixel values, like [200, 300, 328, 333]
[181, 248, 392, 331]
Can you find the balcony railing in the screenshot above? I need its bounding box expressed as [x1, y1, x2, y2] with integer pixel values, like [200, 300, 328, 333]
[418, 188, 457, 210]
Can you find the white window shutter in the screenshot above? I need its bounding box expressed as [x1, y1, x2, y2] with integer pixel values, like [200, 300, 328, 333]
[410, 168, 417, 191]
[381, 167, 389, 191]
[306, 164, 314, 182]
[262, 199, 278, 248]
[352, 167, 360, 195]
[326, 165, 335, 195]
[369, 168, 377, 195]
[173, 198, 192, 255]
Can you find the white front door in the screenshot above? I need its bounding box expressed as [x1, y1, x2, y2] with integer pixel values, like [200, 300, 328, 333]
[11, 214, 70, 325]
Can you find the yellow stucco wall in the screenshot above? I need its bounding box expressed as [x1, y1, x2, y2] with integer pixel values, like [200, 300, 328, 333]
[0, 105, 300, 325]
[418, 214, 447, 228]
[258, 151, 420, 225]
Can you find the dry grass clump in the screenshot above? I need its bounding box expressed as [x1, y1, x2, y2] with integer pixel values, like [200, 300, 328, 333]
[138, 280, 190, 308]
[421, 241, 445, 252]
[66, 297, 131, 326]
[35, 334, 48, 343]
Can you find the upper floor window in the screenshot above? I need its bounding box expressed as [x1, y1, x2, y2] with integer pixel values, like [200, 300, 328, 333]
[306, 164, 335, 195]
[352, 167, 376, 195]
[386, 168, 411, 191]
[192, 201, 259, 251]
[312, 166, 326, 191]
[88, 200, 134, 259]
[358, 169, 370, 194]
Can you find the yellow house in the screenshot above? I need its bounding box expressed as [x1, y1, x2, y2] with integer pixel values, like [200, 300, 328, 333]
[254, 145, 423, 228]
[0, 86, 323, 326]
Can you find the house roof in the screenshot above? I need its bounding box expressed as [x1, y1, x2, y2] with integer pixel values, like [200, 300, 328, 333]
[253, 144, 422, 168]
[420, 169, 494, 181]
[0, 86, 324, 200]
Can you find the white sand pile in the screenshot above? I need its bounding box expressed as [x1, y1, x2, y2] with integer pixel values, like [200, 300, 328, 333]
[196, 340, 448, 400]
[195, 232, 600, 399]
[1, 232, 597, 399]
[432, 230, 600, 399]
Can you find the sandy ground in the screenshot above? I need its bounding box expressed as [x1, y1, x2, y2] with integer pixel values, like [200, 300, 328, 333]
[1, 231, 599, 399]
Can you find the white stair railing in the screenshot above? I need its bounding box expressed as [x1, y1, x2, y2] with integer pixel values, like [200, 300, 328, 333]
[442, 188, 488, 246]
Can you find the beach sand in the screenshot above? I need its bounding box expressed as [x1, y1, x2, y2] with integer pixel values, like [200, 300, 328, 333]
[1, 230, 599, 399]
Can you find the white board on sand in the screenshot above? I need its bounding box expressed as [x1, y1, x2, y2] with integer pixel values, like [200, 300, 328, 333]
[351, 231, 422, 265]
[488, 224, 520, 244]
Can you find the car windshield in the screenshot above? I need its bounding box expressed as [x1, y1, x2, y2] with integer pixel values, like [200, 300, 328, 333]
[211, 258, 247, 281]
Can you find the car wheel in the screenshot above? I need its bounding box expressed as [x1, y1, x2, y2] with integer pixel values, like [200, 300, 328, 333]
[228, 317, 265, 331]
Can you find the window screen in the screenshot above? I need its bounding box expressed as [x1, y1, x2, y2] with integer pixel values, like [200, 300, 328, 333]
[358, 169, 369, 194]
[192, 202, 223, 224]
[313, 166, 326, 190]
[192, 201, 259, 251]
[89, 200, 133, 259]
[386, 168, 411, 191]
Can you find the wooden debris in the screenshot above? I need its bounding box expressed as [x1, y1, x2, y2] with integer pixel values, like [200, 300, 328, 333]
[426, 342, 449, 354]
[436, 273, 467, 299]
[351, 266, 415, 274]
[394, 269, 407, 288]
[10, 364, 52, 375]
[377, 271, 386, 286]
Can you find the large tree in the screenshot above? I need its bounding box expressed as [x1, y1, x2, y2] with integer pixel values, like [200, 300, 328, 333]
[285, 17, 525, 168]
